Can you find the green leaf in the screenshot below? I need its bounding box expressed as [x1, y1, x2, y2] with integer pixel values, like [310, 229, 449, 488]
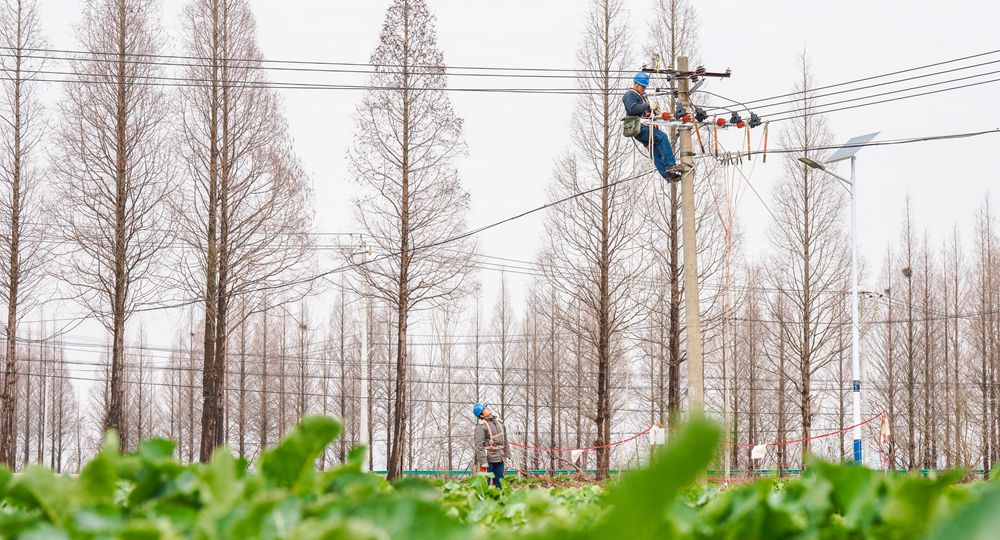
[79, 431, 121, 505]
[0, 465, 11, 497]
[393, 477, 440, 501]
[139, 438, 176, 463]
[923, 484, 1000, 540]
[259, 416, 342, 492]
[200, 446, 242, 506]
[882, 471, 962, 538]
[333, 496, 476, 540]
[6, 466, 74, 526]
[806, 459, 882, 531]
[588, 419, 720, 539]
[20, 523, 71, 540]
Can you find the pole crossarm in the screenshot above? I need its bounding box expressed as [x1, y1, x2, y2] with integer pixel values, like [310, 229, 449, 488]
[641, 67, 732, 79]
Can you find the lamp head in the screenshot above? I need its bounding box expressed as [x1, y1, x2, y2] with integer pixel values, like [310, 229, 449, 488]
[798, 157, 826, 171]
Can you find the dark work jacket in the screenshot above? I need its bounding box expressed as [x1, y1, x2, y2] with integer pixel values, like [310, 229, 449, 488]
[473, 415, 508, 465]
[623, 88, 652, 117]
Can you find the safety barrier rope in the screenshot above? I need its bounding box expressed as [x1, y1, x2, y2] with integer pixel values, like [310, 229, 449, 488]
[509, 424, 656, 453]
[726, 412, 885, 448]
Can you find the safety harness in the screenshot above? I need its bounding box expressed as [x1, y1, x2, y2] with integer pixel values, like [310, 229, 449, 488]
[482, 417, 506, 451]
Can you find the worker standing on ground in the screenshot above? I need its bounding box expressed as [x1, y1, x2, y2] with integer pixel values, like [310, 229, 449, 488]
[623, 72, 683, 180]
[473, 402, 508, 489]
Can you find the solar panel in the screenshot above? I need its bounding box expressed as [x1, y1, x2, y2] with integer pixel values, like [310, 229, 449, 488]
[827, 132, 880, 163]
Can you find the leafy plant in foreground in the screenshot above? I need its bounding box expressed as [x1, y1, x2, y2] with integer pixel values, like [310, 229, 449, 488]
[0, 416, 998, 539]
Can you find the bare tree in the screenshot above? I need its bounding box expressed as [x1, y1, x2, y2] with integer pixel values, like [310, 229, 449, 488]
[542, 0, 648, 480]
[292, 302, 314, 425]
[347, 0, 474, 480]
[470, 287, 485, 403]
[646, 0, 697, 426]
[739, 265, 765, 467]
[971, 199, 996, 478]
[52, 0, 175, 441]
[542, 285, 564, 473]
[125, 330, 157, 449]
[0, 0, 48, 466]
[328, 287, 356, 464]
[431, 300, 461, 472]
[45, 339, 79, 472]
[764, 281, 792, 473]
[491, 275, 517, 420]
[871, 247, 900, 469]
[918, 233, 938, 468]
[766, 53, 846, 466]
[227, 300, 254, 459]
[899, 199, 918, 469]
[255, 301, 274, 455]
[178, 0, 313, 461]
[277, 310, 289, 437]
[524, 284, 543, 470]
[167, 316, 201, 464]
[944, 227, 967, 467]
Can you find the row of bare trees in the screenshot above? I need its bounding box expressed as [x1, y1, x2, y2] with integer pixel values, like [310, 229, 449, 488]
[0, 0, 312, 468]
[1, 0, 999, 481]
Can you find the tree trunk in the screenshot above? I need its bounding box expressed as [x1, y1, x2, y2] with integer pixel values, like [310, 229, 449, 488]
[0, 38, 22, 465]
[199, 0, 222, 464]
[667, 183, 682, 426]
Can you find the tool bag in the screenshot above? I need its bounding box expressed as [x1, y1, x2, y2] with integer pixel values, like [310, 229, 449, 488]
[621, 115, 641, 138]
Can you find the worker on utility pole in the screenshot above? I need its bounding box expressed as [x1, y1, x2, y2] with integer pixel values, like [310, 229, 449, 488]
[623, 72, 684, 180]
[473, 402, 508, 489]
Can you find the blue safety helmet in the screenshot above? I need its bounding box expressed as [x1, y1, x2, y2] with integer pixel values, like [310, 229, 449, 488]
[633, 72, 650, 87]
[473, 402, 488, 418]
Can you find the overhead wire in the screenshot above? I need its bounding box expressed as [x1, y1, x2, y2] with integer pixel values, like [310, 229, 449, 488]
[700, 47, 1000, 111]
[760, 71, 1000, 122]
[3, 47, 1000, 107]
[699, 128, 1000, 160]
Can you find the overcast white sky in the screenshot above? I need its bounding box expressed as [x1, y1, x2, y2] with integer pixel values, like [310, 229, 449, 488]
[31, 0, 1000, 401]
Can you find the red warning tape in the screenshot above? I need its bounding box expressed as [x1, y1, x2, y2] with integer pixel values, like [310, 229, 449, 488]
[509, 424, 656, 453]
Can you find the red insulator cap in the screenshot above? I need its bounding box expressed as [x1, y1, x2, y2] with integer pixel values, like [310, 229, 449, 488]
[682, 114, 692, 123]
[716, 117, 726, 127]
[661, 111, 673, 121]
[737, 121, 746, 129]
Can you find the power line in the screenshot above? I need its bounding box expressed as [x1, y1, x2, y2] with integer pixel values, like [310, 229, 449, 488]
[701, 47, 1000, 112]
[7, 46, 999, 105]
[0, 72, 605, 96]
[760, 70, 1000, 122]
[0, 45, 644, 74]
[702, 128, 1000, 160]
[765, 76, 1000, 123]
[711, 58, 1000, 115]
[6, 47, 1000, 111]
[0, 48, 642, 81]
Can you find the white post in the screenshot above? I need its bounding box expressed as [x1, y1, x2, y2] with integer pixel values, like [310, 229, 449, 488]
[849, 156, 862, 464]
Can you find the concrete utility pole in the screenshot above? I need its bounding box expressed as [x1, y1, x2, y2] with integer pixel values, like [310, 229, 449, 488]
[677, 56, 704, 417]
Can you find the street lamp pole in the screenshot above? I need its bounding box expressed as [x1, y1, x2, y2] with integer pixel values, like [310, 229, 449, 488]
[847, 155, 862, 465]
[798, 131, 877, 465]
